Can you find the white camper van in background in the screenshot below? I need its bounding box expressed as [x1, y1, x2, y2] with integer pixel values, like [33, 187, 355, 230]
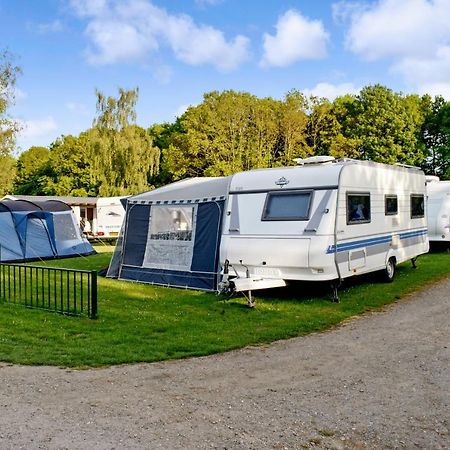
[219, 157, 429, 303]
[426, 176, 450, 243]
[94, 197, 126, 239]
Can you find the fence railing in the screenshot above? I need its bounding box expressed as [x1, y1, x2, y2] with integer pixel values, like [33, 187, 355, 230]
[0, 263, 97, 319]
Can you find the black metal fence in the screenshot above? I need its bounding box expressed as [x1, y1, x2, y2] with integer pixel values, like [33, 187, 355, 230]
[0, 263, 97, 319]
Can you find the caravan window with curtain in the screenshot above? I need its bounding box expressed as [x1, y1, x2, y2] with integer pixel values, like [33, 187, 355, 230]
[385, 195, 398, 216]
[143, 205, 197, 271]
[347, 193, 371, 224]
[411, 194, 424, 218]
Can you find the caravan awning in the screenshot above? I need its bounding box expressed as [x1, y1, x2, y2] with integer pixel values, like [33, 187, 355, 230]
[128, 177, 231, 205]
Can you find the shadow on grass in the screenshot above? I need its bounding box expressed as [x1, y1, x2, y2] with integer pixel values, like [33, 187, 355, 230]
[429, 242, 450, 253]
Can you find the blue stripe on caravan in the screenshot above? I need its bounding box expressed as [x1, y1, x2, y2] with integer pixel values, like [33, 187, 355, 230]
[326, 228, 428, 254]
[399, 229, 428, 239]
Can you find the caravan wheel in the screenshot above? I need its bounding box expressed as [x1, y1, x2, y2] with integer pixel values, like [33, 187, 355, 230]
[380, 257, 396, 283]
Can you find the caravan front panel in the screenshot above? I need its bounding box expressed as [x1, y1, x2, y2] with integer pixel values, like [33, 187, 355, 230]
[426, 180, 450, 242]
[221, 164, 341, 283]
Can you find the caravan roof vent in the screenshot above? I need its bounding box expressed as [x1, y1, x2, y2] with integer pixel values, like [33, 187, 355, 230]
[294, 156, 335, 165]
[426, 175, 440, 183]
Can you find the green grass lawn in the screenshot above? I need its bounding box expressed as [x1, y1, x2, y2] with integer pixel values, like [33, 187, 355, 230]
[0, 247, 449, 368]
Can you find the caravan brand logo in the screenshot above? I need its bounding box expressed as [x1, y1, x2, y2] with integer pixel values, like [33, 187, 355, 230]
[275, 176, 289, 187]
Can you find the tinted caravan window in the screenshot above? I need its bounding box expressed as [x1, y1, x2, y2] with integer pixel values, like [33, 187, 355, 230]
[385, 195, 398, 216]
[262, 191, 312, 221]
[347, 193, 371, 224]
[411, 194, 424, 218]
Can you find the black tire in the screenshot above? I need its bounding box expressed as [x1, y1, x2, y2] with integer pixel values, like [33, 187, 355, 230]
[380, 257, 396, 283]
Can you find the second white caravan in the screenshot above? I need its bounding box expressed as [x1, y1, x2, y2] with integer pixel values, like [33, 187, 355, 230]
[426, 176, 450, 243]
[219, 157, 429, 303]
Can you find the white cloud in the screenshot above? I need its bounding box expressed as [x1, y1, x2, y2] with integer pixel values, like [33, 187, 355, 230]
[260, 10, 329, 67]
[69, 0, 108, 17]
[27, 20, 64, 34]
[302, 82, 360, 100]
[337, 0, 450, 60]
[84, 19, 159, 65]
[153, 64, 173, 85]
[14, 88, 28, 102]
[335, 0, 450, 98]
[36, 20, 64, 34]
[392, 46, 450, 99]
[71, 0, 250, 71]
[66, 102, 91, 116]
[174, 103, 191, 118]
[195, 0, 223, 6]
[392, 46, 450, 86]
[19, 116, 57, 140]
[165, 15, 249, 71]
[417, 83, 450, 100]
[332, 1, 364, 26]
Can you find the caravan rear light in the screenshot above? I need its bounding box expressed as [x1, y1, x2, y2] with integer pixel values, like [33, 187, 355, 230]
[98, 232, 105, 236]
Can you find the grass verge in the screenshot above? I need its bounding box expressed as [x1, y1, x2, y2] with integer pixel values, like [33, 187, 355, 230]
[0, 248, 448, 367]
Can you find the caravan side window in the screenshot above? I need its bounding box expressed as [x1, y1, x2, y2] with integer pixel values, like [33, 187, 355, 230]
[347, 193, 371, 224]
[411, 194, 424, 218]
[385, 195, 398, 215]
[262, 191, 312, 221]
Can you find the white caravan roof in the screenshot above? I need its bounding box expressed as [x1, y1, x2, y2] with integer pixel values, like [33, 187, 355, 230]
[230, 160, 343, 192]
[128, 176, 232, 204]
[230, 159, 423, 192]
[427, 179, 450, 195]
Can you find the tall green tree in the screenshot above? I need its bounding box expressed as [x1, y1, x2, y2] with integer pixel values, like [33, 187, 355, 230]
[0, 155, 16, 196]
[94, 88, 138, 131]
[0, 50, 21, 195]
[163, 90, 311, 179]
[275, 90, 311, 166]
[40, 134, 95, 196]
[14, 146, 50, 194]
[164, 91, 281, 179]
[148, 121, 182, 186]
[348, 85, 426, 165]
[305, 95, 361, 160]
[329, 94, 361, 159]
[421, 96, 450, 179]
[0, 50, 21, 157]
[91, 88, 159, 195]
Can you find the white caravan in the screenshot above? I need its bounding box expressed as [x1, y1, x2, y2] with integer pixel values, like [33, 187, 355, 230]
[219, 157, 429, 303]
[426, 176, 450, 243]
[94, 197, 126, 239]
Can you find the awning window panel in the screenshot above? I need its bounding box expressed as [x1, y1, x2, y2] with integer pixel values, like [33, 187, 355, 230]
[143, 205, 197, 271]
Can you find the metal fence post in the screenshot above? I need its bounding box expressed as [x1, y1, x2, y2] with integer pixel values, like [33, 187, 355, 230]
[90, 270, 98, 319]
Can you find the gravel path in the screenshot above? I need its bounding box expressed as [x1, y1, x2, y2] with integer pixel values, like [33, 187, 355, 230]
[1, 278, 449, 450]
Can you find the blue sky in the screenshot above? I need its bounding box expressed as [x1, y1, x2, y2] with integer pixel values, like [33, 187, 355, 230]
[1, 0, 450, 152]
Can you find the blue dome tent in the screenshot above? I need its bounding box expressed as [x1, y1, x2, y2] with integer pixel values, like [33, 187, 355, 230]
[0, 199, 95, 262]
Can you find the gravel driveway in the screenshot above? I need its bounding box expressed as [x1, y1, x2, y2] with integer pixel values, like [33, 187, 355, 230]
[1, 277, 449, 450]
